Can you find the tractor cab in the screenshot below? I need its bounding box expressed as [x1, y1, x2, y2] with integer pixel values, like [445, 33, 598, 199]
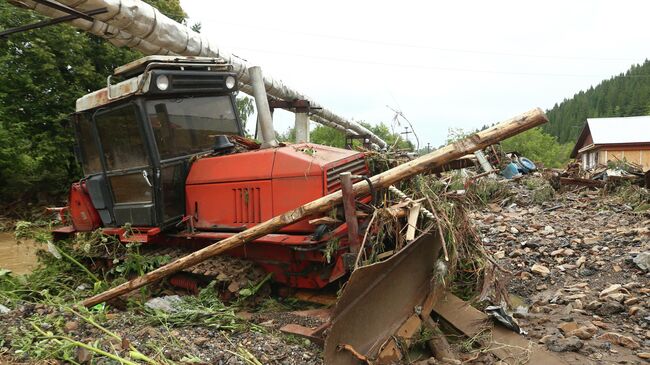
[72, 56, 244, 229]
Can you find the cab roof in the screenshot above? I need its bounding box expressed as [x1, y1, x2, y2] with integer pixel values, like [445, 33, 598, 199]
[114, 56, 229, 78]
[75, 56, 231, 113]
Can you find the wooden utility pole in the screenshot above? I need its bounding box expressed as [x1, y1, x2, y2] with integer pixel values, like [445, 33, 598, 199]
[81, 108, 548, 307]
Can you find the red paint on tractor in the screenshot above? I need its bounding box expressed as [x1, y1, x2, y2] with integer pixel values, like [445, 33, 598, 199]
[68, 182, 101, 231]
[60, 144, 370, 290]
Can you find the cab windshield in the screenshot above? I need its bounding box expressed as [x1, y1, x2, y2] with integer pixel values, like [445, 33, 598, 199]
[145, 95, 240, 160]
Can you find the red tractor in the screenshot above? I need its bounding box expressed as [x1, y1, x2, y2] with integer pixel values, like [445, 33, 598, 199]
[56, 55, 371, 290]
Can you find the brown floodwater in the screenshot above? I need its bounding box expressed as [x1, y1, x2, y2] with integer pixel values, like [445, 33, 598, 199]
[0, 232, 40, 275]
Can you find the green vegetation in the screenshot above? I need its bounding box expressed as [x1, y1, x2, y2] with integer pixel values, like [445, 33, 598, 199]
[523, 177, 556, 204]
[293, 121, 414, 150]
[0, 1, 254, 207]
[544, 60, 650, 144]
[613, 183, 650, 211]
[0, 223, 280, 364]
[501, 127, 573, 168]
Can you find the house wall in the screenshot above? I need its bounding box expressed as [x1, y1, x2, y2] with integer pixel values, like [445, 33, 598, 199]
[594, 146, 650, 170]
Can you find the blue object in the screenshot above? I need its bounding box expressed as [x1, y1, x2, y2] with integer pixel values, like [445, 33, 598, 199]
[501, 163, 520, 179]
[517, 157, 537, 173]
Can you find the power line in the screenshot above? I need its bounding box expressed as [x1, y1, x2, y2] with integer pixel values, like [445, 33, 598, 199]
[234, 46, 650, 79]
[197, 18, 642, 63]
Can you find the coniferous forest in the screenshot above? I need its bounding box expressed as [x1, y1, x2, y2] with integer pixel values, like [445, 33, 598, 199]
[544, 60, 650, 144]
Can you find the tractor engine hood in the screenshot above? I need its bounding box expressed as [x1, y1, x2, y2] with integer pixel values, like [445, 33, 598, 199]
[185, 143, 368, 233]
[186, 143, 365, 185]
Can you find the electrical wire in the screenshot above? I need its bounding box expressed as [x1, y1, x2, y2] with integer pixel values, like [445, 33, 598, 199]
[193, 18, 639, 63]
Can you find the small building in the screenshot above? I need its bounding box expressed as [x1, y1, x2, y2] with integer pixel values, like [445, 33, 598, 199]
[570, 116, 650, 170]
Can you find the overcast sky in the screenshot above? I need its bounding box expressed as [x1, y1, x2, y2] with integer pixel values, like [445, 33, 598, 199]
[181, 0, 650, 147]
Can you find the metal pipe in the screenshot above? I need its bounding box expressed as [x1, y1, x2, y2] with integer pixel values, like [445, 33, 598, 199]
[474, 150, 495, 176]
[249, 66, 278, 148]
[10, 0, 388, 149]
[295, 112, 310, 143]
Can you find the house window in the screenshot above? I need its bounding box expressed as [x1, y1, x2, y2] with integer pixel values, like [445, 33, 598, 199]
[583, 151, 598, 170]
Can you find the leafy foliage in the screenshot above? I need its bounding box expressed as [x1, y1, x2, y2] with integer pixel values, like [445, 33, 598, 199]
[0, 1, 138, 203]
[0, 0, 246, 206]
[501, 127, 573, 168]
[299, 121, 413, 150]
[309, 125, 346, 147]
[544, 60, 650, 144]
[236, 96, 255, 135]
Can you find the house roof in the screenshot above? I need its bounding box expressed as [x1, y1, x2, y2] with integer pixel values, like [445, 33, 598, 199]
[570, 116, 650, 158]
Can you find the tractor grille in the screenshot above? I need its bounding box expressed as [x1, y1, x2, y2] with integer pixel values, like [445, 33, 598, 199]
[148, 70, 235, 94]
[326, 159, 368, 193]
[233, 187, 262, 223]
[170, 72, 229, 93]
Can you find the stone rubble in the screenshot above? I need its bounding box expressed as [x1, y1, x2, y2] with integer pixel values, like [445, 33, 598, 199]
[473, 179, 650, 363]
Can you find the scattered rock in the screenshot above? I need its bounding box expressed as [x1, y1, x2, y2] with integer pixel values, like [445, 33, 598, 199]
[595, 301, 625, 316]
[591, 320, 609, 330]
[633, 252, 650, 271]
[194, 336, 210, 346]
[599, 284, 622, 298]
[637, 352, 650, 360]
[145, 295, 183, 313]
[623, 297, 639, 306]
[545, 335, 584, 352]
[0, 304, 10, 314]
[568, 324, 598, 340]
[558, 321, 578, 335]
[531, 264, 550, 276]
[64, 321, 79, 333]
[597, 332, 640, 350]
[76, 347, 92, 363]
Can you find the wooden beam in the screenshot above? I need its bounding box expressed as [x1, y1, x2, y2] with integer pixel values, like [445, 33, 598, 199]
[81, 108, 548, 307]
[340, 172, 360, 253]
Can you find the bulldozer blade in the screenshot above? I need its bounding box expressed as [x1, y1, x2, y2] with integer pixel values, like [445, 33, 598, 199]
[324, 230, 443, 364]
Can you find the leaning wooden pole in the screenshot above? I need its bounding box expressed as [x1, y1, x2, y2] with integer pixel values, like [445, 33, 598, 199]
[82, 108, 548, 307]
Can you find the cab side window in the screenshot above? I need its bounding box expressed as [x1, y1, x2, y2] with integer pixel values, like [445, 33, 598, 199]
[74, 113, 102, 175]
[95, 105, 149, 171]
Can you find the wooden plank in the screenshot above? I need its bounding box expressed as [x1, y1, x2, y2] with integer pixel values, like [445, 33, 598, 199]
[341, 172, 360, 252]
[280, 324, 325, 346]
[559, 177, 604, 188]
[377, 314, 422, 364]
[405, 203, 421, 241]
[432, 293, 567, 365]
[81, 108, 548, 307]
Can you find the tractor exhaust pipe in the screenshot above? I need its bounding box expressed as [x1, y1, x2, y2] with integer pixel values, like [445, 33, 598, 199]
[249, 66, 278, 149]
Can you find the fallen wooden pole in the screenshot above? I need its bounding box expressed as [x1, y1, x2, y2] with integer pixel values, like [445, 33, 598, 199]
[340, 172, 360, 253]
[81, 108, 548, 307]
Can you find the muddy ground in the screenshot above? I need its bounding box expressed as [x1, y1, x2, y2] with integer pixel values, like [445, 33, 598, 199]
[0, 177, 649, 364]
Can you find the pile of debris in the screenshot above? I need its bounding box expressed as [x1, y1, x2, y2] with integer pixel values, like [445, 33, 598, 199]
[473, 178, 650, 363]
[555, 158, 649, 190]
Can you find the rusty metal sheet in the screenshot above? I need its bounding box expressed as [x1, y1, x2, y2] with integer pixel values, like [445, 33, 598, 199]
[433, 293, 569, 365]
[324, 230, 442, 365]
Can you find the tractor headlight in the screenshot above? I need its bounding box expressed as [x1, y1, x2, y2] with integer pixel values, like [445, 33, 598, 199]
[225, 75, 236, 89]
[156, 74, 169, 91]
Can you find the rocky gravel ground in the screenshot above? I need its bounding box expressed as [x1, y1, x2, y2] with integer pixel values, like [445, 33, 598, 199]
[473, 179, 650, 364]
[0, 300, 323, 365]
